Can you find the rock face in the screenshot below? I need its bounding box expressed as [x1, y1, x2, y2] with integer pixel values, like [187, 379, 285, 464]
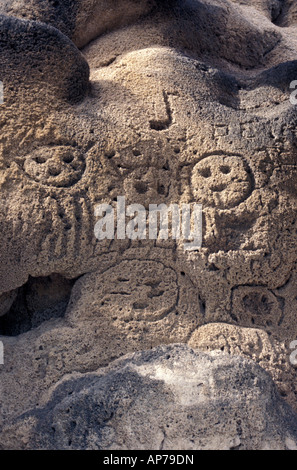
[0, 0, 158, 47]
[1, 345, 297, 450]
[0, 0, 297, 449]
[189, 323, 297, 409]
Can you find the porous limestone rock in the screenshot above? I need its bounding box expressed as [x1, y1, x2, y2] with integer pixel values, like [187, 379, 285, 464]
[1, 0, 297, 449]
[1, 345, 297, 450]
[188, 322, 297, 410]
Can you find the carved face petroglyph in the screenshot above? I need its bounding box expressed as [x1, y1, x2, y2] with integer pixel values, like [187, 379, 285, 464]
[0, 1, 296, 320]
[23, 146, 87, 188]
[191, 155, 253, 209]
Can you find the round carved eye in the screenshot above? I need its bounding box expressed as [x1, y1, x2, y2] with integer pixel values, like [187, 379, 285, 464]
[191, 155, 253, 209]
[198, 167, 211, 178]
[123, 168, 171, 205]
[23, 146, 86, 188]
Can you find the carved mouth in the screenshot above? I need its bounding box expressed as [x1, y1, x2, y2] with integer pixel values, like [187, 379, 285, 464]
[209, 183, 227, 192]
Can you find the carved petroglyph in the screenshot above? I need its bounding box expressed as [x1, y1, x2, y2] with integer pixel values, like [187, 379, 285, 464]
[22, 146, 86, 188]
[1, 0, 297, 446]
[231, 286, 283, 329]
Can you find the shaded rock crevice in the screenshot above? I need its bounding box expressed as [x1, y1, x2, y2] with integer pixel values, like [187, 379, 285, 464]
[0, 274, 75, 336]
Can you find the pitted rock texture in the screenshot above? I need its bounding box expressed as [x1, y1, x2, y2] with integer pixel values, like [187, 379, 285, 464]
[1, 0, 297, 449]
[189, 322, 297, 409]
[1, 345, 297, 450]
[0, 0, 156, 48]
